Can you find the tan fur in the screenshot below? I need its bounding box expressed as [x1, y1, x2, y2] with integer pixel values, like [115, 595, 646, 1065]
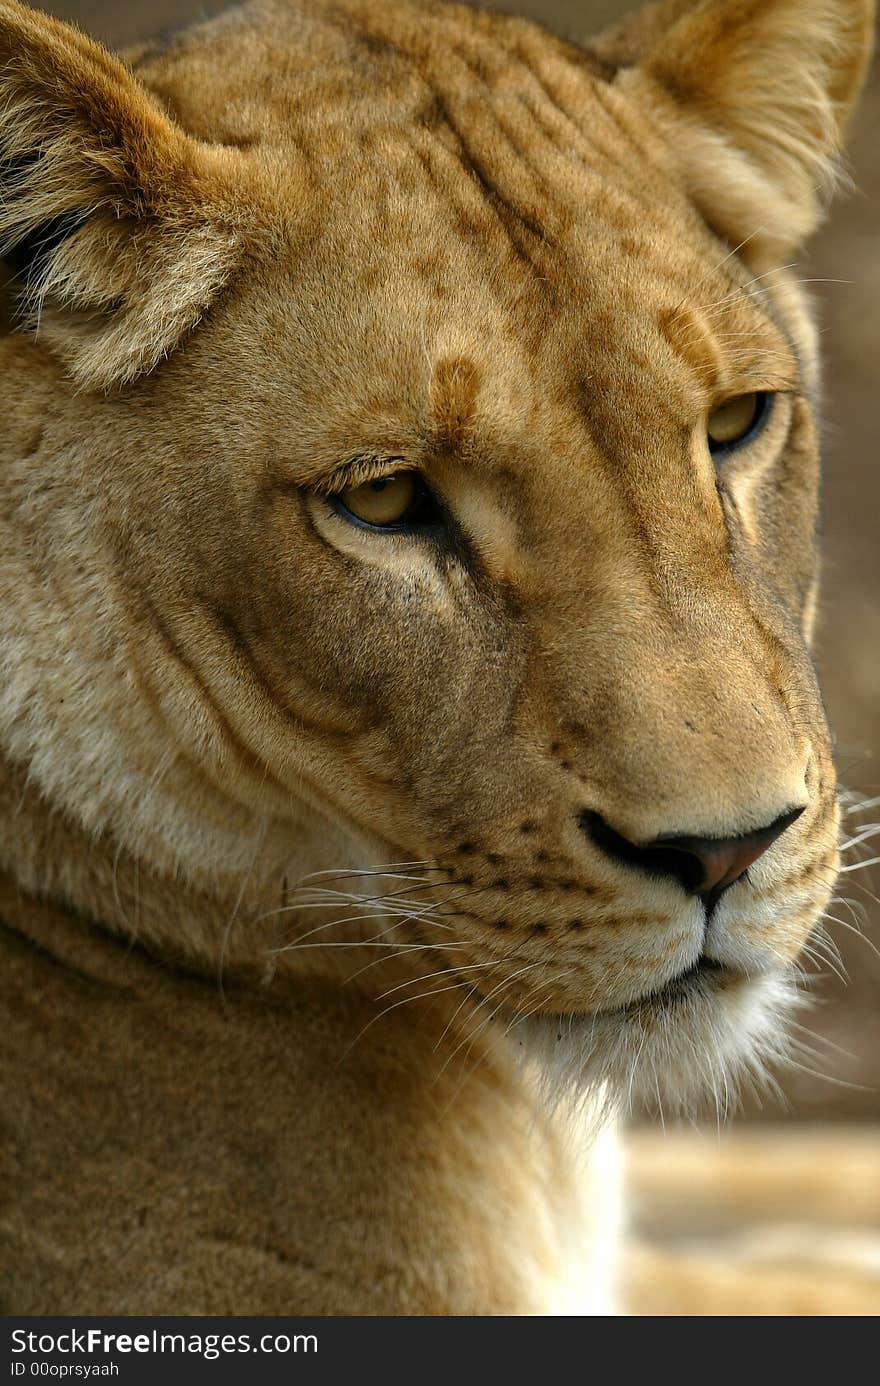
[0, 0, 873, 1314]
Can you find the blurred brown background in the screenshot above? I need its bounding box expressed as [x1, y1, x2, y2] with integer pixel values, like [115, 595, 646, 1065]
[39, 0, 879, 1123]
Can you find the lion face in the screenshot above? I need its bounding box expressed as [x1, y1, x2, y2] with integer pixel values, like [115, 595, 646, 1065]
[1, 0, 872, 1110]
[159, 140, 833, 1107]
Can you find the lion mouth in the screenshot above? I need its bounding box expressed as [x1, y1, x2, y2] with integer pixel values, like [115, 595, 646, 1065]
[581, 955, 731, 1020]
[493, 955, 732, 1026]
[631, 955, 727, 1010]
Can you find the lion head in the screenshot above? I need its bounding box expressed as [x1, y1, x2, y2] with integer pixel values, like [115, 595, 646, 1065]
[0, 0, 873, 1111]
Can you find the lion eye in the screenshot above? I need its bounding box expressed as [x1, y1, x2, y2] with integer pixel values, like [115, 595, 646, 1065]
[707, 392, 767, 453]
[336, 472, 423, 528]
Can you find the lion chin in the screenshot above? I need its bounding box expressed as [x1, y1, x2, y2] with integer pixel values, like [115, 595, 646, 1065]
[514, 966, 800, 1119]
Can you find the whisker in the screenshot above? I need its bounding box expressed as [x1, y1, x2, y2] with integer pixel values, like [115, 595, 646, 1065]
[693, 262, 797, 314]
[430, 944, 533, 1053]
[841, 794, 880, 817]
[375, 958, 504, 1001]
[821, 912, 880, 966]
[784, 1046, 875, 1094]
[436, 976, 549, 1113]
[272, 940, 468, 955]
[840, 823, 880, 851]
[667, 226, 766, 323]
[218, 821, 266, 1002]
[435, 962, 556, 1080]
[297, 860, 442, 884]
[343, 944, 472, 987]
[260, 894, 459, 932]
[340, 975, 474, 1060]
[787, 1018, 863, 1065]
[840, 854, 880, 873]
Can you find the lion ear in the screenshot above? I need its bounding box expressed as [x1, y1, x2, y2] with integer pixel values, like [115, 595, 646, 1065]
[598, 0, 874, 258]
[0, 0, 247, 389]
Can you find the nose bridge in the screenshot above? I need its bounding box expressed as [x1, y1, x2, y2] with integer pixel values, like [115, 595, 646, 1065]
[561, 588, 810, 842]
[531, 450, 809, 839]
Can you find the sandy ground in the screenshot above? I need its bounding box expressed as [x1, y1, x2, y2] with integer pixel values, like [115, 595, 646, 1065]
[35, 0, 880, 1121]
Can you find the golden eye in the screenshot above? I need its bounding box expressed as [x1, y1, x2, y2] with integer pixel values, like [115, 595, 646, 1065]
[338, 472, 418, 527]
[707, 392, 767, 453]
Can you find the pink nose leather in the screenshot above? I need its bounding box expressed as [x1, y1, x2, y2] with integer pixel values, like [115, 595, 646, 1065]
[581, 806, 805, 898]
[652, 819, 798, 895]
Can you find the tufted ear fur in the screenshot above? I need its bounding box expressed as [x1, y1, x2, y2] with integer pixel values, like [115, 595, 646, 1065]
[594, 0, 875, 259]
[0, 0, 248, 389]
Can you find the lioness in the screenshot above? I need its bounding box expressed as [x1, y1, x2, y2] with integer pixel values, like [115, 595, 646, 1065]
[0, 0, 873, 1315]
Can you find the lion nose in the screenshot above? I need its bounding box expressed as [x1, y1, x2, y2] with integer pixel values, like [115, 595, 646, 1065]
[580, 806, 805, 899]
